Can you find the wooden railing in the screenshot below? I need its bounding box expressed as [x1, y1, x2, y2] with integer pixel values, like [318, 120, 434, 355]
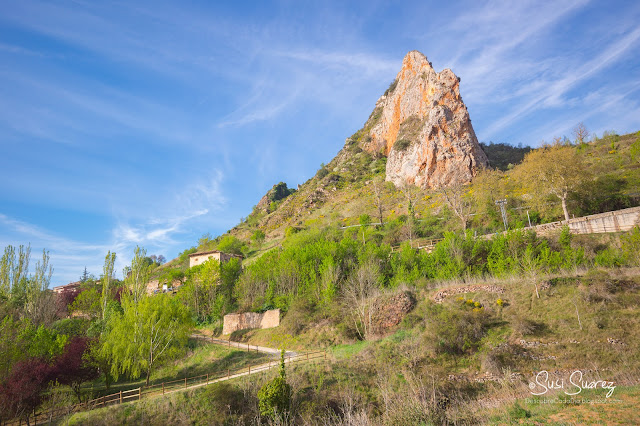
[13, 349, 326, 425]
[390, 238, 444, 252]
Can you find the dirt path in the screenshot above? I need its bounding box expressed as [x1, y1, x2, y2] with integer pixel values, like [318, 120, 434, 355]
[190, 333, 299, 356]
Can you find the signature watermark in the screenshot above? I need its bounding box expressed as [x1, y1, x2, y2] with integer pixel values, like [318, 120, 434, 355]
[528, 370, 616, 398]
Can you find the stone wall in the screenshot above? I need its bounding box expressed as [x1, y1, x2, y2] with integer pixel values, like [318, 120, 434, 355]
[534, 206, 640, 236]
[480, 206, 640, 241]
[222, 309, 280, 335]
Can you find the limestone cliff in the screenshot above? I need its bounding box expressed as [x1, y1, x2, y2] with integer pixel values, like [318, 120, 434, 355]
[360, 50, 487, 189]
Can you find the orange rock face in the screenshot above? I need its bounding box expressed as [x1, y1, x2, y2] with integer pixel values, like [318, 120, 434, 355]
[361, 51, 487, 189]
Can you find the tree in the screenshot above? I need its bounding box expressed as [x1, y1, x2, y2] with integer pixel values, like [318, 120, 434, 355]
[100, 294, 192, 385]
[258, 349, 291, 418]
[252, 229, 266, 247]
[124, 246, 150, 304]
[572, 122, 589, 145]
[359, 214, 371, 245]
[80, 267, 89, 283]
[343, 260, 381, 340]
[371, 177, 387, 225]
[398, 182, 420, 219]
[70, 288, 102, 319]
[0, 244, 31, 302]
[181, 258, 222, 322]
[398, 182, 421, 245]
[0, 358, 53, 424]
[217, 235, 245, 255]
[101, 251, 116, 320]
[440, 184, 474, 230]
[513, 143, 589, 221]
[51, 337, 98, 402]
[24, 249, 53, 319]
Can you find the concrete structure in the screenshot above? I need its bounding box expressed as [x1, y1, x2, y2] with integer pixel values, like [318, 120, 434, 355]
[222, 309, 280, 335]
[188, 250, 243, 268]
[534, 206, 640, 236]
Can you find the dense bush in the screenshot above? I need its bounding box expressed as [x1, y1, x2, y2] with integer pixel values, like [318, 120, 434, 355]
[428, 304, 492, 355]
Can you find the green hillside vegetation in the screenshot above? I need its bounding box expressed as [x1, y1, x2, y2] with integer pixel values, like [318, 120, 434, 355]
[3, 128, 640, 424]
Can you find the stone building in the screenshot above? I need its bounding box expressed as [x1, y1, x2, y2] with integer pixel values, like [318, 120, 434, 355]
[188, 250, 243, 268]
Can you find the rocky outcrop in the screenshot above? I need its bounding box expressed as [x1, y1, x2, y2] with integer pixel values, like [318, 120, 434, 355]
[360, 50, 487, 189]
[370, 291, 416, 335]
[432, 284, 505, 303]
[256, 182, 296, 212]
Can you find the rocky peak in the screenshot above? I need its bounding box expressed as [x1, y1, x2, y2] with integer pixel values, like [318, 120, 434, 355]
[360, 50, 487, 189]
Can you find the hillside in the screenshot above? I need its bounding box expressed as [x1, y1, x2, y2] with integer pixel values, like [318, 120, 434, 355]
[4, 48, 640, 425]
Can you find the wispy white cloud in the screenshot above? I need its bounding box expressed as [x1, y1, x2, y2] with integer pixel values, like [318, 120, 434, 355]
[483, 26, 640, 138]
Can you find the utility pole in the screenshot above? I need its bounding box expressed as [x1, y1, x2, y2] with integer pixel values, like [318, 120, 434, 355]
[495, 199, 508, 231]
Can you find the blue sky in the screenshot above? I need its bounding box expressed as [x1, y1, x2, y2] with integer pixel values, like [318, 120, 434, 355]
[1, 0, 639, 284]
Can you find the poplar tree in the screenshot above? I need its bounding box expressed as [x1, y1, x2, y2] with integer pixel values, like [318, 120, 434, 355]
[101, 251, 116, 320]
[124, 246, 150, 304]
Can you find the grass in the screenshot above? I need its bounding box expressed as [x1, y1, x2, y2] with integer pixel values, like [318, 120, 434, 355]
[484, 385, 640, 424]
[63, 267, 640, 423]
[88, 338, 270, 397]
[330, 340, 370, 360]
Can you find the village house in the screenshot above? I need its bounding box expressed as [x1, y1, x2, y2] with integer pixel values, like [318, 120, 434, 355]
[188, 250, 243, 268]
[52, 281, 81, 294]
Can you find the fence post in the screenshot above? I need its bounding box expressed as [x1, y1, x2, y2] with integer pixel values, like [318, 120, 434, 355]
[185, 377, 187, 389]
[206, 373, 209, 384]
[228, 369, 230, 379]
[119, 390, 122, 404]
[247, 343, 249, 352]
[162, 382, 165, 395]
[139, 388, 141, 401]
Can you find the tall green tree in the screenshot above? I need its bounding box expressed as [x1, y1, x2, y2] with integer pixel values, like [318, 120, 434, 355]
[101, 251, 116, 320]
[124, 246, 150, 304]
[513, 143, 589, 221]
[100, 294, 192, 385]
[0, 245, 31, 302]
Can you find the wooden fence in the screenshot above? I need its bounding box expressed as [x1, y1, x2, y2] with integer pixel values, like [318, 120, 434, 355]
[8, 348, 326, 425]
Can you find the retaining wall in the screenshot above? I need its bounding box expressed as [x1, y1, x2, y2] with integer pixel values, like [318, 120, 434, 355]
[222, 309, 280, 335]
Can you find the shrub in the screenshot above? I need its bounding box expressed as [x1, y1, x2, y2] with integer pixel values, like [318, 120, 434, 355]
[482, 343, 526, 375]
[508, 401, 531, 419]
[594, 247, 623, 267]
[384, 79, 398, 96]
[621, 227, 640, 266]
[258, 350, 291, 417]
[316, 167, 329, 179]
[394, 138, 411, 151]
[429, 305, 491, 355]
[511, 316, 544, 336]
